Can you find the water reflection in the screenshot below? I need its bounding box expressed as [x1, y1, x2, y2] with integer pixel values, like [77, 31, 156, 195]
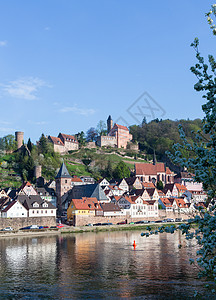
[0, 231, 209, 299]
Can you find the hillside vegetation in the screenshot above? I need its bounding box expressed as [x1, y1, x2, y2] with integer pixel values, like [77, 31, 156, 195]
[0, 118, 203, 188]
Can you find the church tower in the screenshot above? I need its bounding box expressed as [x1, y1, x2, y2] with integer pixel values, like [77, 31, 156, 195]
[55, 162, 72, 216]
[107, 115, 113, 135]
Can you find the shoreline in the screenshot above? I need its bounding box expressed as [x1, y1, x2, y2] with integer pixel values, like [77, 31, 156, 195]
[0, 222, 183, 238]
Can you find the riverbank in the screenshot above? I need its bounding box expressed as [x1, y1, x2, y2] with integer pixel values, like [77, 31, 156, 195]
[0, 222, 184, 238]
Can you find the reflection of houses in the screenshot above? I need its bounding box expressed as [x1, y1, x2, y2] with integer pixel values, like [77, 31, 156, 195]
[48, 133, 79, 154]
[135, 163, 174, 185]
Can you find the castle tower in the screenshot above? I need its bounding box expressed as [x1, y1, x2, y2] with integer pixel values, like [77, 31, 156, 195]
[15, 131, 24, 149]
[34, 165, 42, 179]
[55, 162, 72, 216]
[107, 115, 113, 135]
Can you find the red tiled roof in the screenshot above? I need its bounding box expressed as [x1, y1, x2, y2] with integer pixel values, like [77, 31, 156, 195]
[112, 123, 129, 131]
[135, 163, 166, 175]
[160, 197, 172, 207]
[49, 136, 64, 146]
[71, 177, 83, 182]
[174, 198, 188, 208]
[175, 183, 187, 192]
[72, 197, 99, 210]
[59, 133, 78, 143]
[142, 182, 155, 188]
[166, 167, 172, 175]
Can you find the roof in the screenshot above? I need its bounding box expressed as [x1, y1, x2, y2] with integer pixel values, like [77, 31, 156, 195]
[72, 197, 99, 210]
[58, 133, 78, 143]
[71, 177, 83, 183]
[112, 123, 129, 131]
[2, 200, 26, 212]
[175, 183, 187, 192]
[173, 198, 188, 208]
[15, 194, 56, 210]
[159, 197, 172, 207]
[125, 177, 139, 185]
[146, 188, 157, 197]
[163, 184, 175, 194]
[48, 136, 64, 146]
[35, 186, 56, 197]
[100, 202, 121, 212]
[142, 182, 155, 189]
[135, 163, 166, 175]
[117, 195, 133, 204]
[56, 162, 72, 179]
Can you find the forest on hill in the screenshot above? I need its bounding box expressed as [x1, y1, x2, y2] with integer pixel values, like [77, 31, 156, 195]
[129, 118, 203, 160]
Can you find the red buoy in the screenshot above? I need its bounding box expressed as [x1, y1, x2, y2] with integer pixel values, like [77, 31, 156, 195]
[133, 240, 137, 248]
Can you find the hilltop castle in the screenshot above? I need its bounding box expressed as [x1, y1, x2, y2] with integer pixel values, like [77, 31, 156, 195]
[97, 115, 133, 149]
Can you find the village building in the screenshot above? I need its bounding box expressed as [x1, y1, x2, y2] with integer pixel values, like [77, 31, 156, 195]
[97, 178, 110, 188]
[109, 178, 129, 193]
[35, 186, 57, 207]
[99, 202, 123, 217]
[48, 133, 79, 154]
[18, 181, 38, 196]
[15, 194, 56, 217]
[163, 183, 178, 198]
[1, 200, 28, 218]
[158, 198, 173, 212]
[172, 198, 188, 213]
[67, 197, 102, 224]
[135, 162, 174, 185]
[125, 177, 142, 190]
[71, 176, 84, 187]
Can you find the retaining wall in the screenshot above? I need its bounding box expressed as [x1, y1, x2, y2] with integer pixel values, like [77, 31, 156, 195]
[0, 216, 56, 230]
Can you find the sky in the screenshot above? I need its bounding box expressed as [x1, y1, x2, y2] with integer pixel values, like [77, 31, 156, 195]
[0, 0, 215, 143]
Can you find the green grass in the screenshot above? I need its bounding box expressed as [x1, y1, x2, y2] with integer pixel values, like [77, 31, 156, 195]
[65, 162, 92, 177]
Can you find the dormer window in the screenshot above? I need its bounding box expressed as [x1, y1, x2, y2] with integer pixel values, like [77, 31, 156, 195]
[33, 202, 39, 208]
[42, 202, 48, 208]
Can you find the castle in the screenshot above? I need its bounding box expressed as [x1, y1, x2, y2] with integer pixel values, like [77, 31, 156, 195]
[97, 115, 133, 149]
[48, 133, 79, 154]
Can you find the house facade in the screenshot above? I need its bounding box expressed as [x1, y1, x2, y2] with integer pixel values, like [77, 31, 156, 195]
[1, 200, 28, 218]
[48, 133, 79, 154]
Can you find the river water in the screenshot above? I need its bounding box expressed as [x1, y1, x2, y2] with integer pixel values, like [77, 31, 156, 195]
[0, 230, 210, 299]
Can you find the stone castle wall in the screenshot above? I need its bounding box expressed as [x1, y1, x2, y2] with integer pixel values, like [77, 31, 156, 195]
[0, 216, 56, 230]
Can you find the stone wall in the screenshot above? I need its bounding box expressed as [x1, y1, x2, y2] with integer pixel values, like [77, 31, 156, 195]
[72, 210, 193, 226]
[0, 216, 56, 230]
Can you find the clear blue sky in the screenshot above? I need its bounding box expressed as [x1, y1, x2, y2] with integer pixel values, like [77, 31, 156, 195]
[0, 0, 215, 142]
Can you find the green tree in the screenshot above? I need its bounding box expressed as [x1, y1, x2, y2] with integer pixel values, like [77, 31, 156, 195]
[0, 135, 17, 152]
[27, 138, 33, 152]
[105, 160, 113, 180]
[113, 161, 130, 179]
[38, 134, 49, 154]
[156, 180, 163, 190]
[75, 131, 86, 146]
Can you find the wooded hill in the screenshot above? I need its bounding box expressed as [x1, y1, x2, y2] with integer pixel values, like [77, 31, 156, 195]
[129, 118, 202, 160]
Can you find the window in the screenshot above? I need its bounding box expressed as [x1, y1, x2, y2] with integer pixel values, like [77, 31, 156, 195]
[37, 210, 39, 214]
[32, 210, 34, 214]
[45, 210, 47, 214]
[51, 210, 53, 213]
[41, 210, 43, 213]
[65, 180, 67, 183]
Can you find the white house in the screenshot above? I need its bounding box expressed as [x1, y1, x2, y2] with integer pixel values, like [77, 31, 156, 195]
[16, 195, 57, 218]
[1, 200, 28, 218]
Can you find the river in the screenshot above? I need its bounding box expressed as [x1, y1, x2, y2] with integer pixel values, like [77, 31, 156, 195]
[0, 230, 210, 299]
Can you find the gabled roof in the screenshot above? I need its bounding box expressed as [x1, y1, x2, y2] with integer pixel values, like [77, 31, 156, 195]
[20, 195, 56, 210]
[125, 177, 139, 185]
[58, 133, 78, 143]
[159, 197, 172, 207]
[173, 198, 188, 208]
[71, 177, 83, 183]
[48, 136, 64, 146]
[2, 200, 26, 212]
[142, 182, 155, 189]
[175, 183, 187, 192]
[135, 163, 166, 175]
[112, 123, 129, 131]
[56, 162, 72, 179]
[100, 202, 121, 212]
[72, 197, 99, 210]
[146, 188, 157, 197]
[163, 184, 175, 194]
[35, 186, 56, 197]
